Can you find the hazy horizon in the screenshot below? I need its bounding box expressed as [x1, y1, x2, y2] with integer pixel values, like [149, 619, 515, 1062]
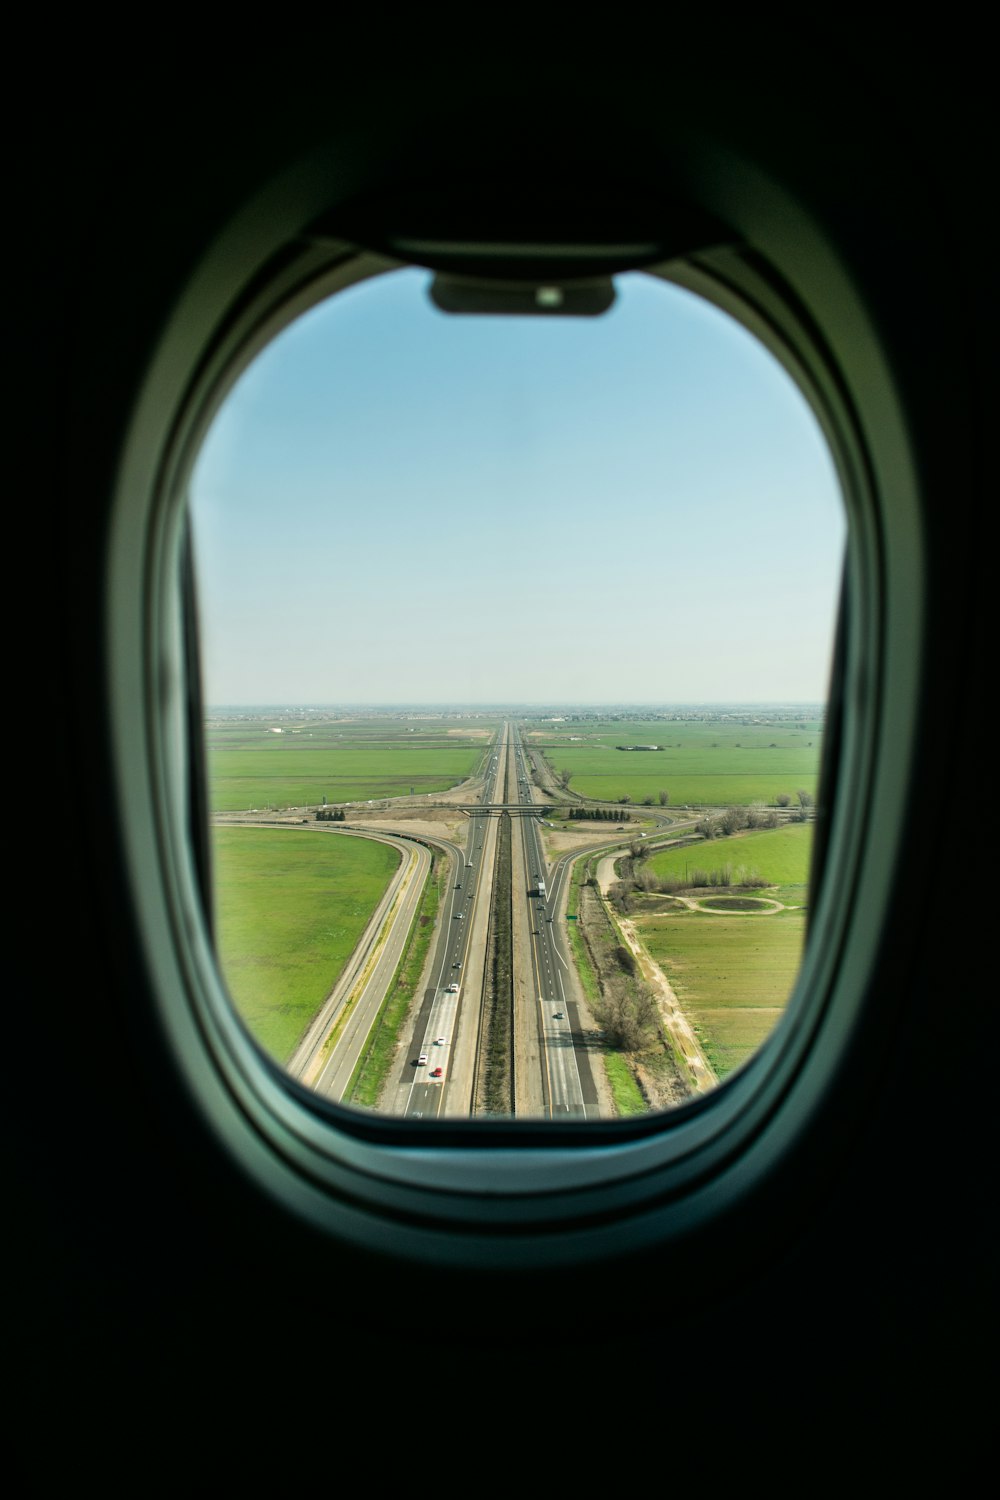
[204, 700, 828, 712]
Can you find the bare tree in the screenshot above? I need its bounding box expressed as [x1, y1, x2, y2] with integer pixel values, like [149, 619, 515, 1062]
[718, 805, 747, 836]
[599, 973, 658, 1052]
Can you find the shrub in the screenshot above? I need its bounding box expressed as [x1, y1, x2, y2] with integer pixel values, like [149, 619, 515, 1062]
[614, 945, 637, 975]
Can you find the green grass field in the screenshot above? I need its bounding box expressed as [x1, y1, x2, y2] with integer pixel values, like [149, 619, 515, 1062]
[631, 821, 813, 1078]
[647, 821, 814, 887]
[635, 908, 805, 1078]
[211, 827, 401, 1063]
[205, 716, 496, 811]
[529, 715, 823, 807]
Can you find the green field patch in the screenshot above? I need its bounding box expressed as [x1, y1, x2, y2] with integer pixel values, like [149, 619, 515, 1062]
[206, 743, 484, 811]
[568, 772, 819, 806]
[207, 715, 501, 750]
[532, 717, 823, 807]
[647, 821, 813, 887]
[633, 905, 806, 1079]
[529, 715, 824, 753]
[693, 1006, 786, 1078]
[211, 828, 401, 1063]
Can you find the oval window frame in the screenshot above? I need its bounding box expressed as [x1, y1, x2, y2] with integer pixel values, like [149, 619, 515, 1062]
[106, 142, 920, 1268]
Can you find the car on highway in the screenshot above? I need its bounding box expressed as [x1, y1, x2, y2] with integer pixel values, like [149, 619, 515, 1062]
[446, 983, 459, 993]
[417, 1053, 428, 1065]
[454, 911, 464, 919]
[430, 1067, 443, 1078]
[553, 1012, 564, 1020]
[435, 1037, 446, 1046]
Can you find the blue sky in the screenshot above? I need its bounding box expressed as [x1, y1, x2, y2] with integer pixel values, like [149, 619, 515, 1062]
[190, 267, 844, 705]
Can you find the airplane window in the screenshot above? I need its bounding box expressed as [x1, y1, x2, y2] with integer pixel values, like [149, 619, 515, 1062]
[188, 263, 845, 1126]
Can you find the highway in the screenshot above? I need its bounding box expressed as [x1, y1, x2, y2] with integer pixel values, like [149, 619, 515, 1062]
[509, 725, 596, 1118]
[398, 720, 600, 1119]
[399, 724, 509, 1119]
[290, 720, 605, 1120]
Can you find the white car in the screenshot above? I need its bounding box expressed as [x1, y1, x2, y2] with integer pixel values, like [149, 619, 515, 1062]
[446, 983, 459, 993]
[417, 1053, 428, 1065]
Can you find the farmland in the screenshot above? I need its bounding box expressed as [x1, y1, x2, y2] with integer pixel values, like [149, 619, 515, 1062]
[205, 714, 497, 811]
[646, 820, 813, 888]
[528, 713, 824, 808]
[629, 821, 813, 1078]
[211, 826, 401, 1063]
[205, 710, 821, 1109]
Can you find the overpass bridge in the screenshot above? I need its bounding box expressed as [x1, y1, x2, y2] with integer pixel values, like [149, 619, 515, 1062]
[454, 803, 550, 817]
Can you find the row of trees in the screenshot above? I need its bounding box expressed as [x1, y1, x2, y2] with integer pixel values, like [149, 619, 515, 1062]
[607, 863, 769, 912]
[315, 808, 348, 821]
[557, 775, 669, 807]
[565, 806, 633, 822]
[697, 802, 779, 838]
[695, 793, 811, 839]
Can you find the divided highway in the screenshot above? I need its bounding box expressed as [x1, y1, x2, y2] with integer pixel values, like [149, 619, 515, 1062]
[301, 721, 602, 1120]
[510, 726, 595, 1118]
[400, 725, 508, 1119]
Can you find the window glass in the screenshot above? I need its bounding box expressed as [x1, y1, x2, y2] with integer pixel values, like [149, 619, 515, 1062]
[189, 267, 845, 1121]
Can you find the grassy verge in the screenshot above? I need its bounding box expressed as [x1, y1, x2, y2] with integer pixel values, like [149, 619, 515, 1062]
[565, 854, 601, 1005]
[346, 849, 445, 1109]
[603, 1051, 647, 1115]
